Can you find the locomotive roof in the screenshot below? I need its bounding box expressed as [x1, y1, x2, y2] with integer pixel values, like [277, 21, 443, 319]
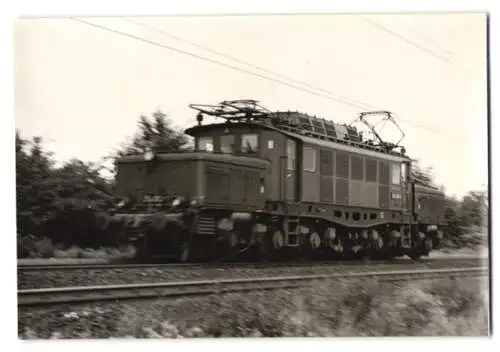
[188, 100, 410, 162]
[185, 122, 411, 163]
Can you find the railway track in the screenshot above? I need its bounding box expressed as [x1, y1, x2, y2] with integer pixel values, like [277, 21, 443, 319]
[18, 257, 487, 290]
[17, 256, 486, 272]
[18, 266, 488, 307]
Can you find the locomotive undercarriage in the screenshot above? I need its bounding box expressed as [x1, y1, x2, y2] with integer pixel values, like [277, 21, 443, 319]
[99, 207, 442, 262]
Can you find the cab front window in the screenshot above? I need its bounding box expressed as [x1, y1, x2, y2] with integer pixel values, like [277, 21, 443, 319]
[220, 135, 235, 154]
[241, 133, 259, 154]
[198, 137, 214, 152]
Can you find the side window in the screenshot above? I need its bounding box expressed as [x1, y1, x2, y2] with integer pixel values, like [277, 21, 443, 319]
[198, 137, 214, 152]
[401, 162, 408, 182]
[303, 147, 316, 172]
[286, 139, 296, 170]
[392, 163, 401, 185]
[220, 135, 235, 154]
[241, 133, 259, 153]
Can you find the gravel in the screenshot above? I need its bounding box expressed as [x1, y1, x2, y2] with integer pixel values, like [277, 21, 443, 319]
[16, 260, 483, 290]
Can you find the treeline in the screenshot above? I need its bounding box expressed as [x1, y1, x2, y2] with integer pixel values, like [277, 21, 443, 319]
[16, 110, 487, 257]
[16, 111, 188, 257]
[443, 190, 488, 248]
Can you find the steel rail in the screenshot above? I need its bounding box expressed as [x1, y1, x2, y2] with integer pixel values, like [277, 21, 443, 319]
[17, 257, 486, 272]
[18, 266, 488, 307]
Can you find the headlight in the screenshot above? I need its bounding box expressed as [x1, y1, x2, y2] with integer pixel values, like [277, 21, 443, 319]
[117, 199, 126, 208]
[190, 199, 198, 206]
[172, 198, 182, 207]
[144, 150, 155, 161]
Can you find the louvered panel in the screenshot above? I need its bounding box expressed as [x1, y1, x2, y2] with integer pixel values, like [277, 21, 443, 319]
[324, 120, 337, 138]
[365, 182, 378, 207]
[319, 149, 334, 176]
[320, 176, 334, 202]
[349, 180, 364, 206]
[346, 125, 362, 142]
[336, 152, 349, 178]
[350, 155, 363, 181]
[334, 123, 348, 140]
[379, 185, 390, 208]
[365, 158, 378, 182]
[196, 216, 217, 235]
[311, 118, 326, 134]
[299, 114, 313, 131]
[379, 161, 390, 185]
[335, 178, 349, 204]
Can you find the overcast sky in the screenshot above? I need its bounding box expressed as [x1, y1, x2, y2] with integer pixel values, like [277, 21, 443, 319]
[14, 13, 487, 198]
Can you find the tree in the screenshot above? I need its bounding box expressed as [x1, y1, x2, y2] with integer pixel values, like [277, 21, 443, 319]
[16, 131, 116, 253]
[16, 133, 55, 236]
[458, 190, 487, 228]
[411, 159, 436, 187]
[118, 110, 190, 157]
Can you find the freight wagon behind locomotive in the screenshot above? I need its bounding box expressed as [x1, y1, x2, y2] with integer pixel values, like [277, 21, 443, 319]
[105, 100, 445, 262]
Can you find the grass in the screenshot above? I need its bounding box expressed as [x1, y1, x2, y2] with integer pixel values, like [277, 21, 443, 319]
[18, 235, 136, 261]
[52, 245, 136, 260]
[19, 276, 489, 338]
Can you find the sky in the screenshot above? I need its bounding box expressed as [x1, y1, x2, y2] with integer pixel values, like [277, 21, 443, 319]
[14, 13, 487, 198]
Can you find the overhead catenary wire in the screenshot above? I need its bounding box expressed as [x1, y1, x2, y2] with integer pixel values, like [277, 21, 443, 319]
[393, 16, 456, 60]
[361, 15, 477, 76]
[72, 17, 374, 113]
[72, 17, 460, 139]
[119, 19, 458, 139]
[121, 17, 378, 112]
[124, 18, 457, 138]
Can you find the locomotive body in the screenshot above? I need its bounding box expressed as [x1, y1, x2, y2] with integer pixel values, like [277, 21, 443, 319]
[105, 100, 445, 261]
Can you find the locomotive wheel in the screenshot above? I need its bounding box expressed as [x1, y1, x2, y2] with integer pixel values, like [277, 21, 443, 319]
[228, 231, 239, 248]
[258, 230, 284, 261]
[409, 252, 422, 261]
[272, 230, 285, 251]
[368, 229, 385, 260]
[301, 231, 322, 260]
[220, 230, 239, 262]
[174, 228, 194, 263]
[410, 237, 433, 260]
[424, 237, 433, 254]
[324, 227, 344, 260]
[134, 236, 150, 262]
[408, 232, 428, 261]
[95, 212, 112, 231]
[178, 241, 191, 262]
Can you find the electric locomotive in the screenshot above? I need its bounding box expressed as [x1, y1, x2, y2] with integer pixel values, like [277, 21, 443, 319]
[101, 100, 445, 262]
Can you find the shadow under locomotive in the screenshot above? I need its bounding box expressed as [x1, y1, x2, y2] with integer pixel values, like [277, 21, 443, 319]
[95, 100, 445, 262]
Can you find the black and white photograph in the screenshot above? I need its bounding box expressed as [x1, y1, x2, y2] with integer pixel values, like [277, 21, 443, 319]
[9, 4, 491, 343]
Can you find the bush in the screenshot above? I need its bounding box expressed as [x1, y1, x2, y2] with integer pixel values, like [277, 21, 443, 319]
[52, 245, 136, 260]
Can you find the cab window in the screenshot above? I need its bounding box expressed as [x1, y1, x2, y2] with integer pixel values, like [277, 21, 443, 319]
[220, 135, 235, 154]
[286, 139, 296, 170]
[198, 137, 214, 152]
[241, 133, 259, 153]
[392, 163, 401, 185]
[303, 147, 317, 172]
